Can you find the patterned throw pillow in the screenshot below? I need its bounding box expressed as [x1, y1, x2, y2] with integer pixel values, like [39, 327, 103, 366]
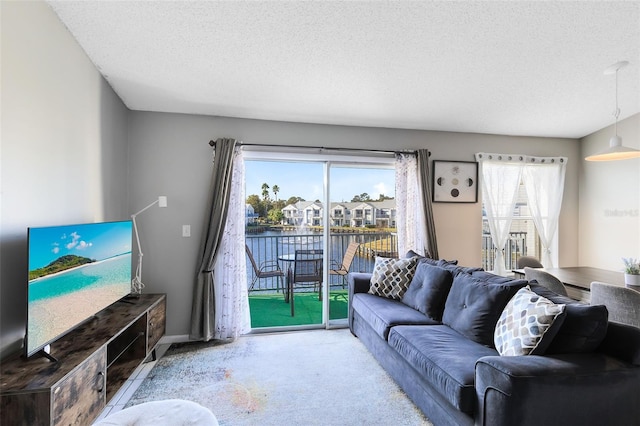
[494, 286, 567, 356]
[368, 256, 419, 300]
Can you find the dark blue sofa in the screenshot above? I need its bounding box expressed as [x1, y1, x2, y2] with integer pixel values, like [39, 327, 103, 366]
[348, 261, 640, 426]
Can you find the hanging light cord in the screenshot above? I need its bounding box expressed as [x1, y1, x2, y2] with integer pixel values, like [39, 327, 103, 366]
[613, 67, 620, 136]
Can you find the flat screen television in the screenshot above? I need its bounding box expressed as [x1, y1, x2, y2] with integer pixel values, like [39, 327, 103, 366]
[26, 220, 133, 358]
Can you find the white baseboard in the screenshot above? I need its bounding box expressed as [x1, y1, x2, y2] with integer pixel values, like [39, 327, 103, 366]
[159, 334, 191, 345]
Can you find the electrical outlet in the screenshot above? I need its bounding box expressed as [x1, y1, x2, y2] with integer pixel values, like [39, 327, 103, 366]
[182, 225, 191, 237]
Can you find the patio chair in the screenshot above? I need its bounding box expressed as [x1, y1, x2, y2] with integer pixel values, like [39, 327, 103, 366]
[245, 244, 284, 293]
[590, 281, 640, 328]
[330, 242, 360, 288]
[289, 249, 323, 316]
[524, 267, 568, 297]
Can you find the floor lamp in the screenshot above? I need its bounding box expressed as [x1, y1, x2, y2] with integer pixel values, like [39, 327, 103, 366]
[131, 196, 168, 294]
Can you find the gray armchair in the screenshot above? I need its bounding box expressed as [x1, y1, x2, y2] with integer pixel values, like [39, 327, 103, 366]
[524, 267, 568, 297]
[517, 256, 543, 269]
[590, 281, 640, 328]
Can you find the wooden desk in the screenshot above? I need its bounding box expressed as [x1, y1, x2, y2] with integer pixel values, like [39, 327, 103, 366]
[513, 267, 627, 302]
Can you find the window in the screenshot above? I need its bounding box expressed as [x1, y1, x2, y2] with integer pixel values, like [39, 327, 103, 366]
[477, 152, 566, 272]
[482, 180, 541, 270]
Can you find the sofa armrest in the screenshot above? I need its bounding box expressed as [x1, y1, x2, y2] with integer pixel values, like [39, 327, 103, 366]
[348, 273, 372, 333]
[475, 354, 640, 426]
[597, 321, 640, 365]
[348, 272, 372, 295]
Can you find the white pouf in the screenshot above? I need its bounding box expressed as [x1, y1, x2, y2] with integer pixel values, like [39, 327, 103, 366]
[94, 399, 218, 426]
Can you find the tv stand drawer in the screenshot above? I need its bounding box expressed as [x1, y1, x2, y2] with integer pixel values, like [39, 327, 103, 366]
[52, 347, 106, 426]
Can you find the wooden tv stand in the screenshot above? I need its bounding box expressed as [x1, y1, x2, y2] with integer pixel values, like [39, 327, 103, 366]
[0, 293, 166, 426]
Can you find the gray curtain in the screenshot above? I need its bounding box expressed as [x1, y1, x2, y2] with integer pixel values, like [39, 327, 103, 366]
[189, 138, 237, 341]
[416, 149, 439, 259]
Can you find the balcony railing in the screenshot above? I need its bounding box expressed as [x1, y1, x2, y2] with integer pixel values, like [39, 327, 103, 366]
[248, 230, 529, 293]
[246, 232, 397, 292]
[481, 232, 527, 271]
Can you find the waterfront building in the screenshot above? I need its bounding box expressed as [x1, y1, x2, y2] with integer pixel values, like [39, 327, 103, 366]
[246, 204, 258, 224]
[282, 200, 396, 228]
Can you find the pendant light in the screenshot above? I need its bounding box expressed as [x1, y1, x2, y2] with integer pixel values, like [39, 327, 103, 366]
[585, 61, 640, 161]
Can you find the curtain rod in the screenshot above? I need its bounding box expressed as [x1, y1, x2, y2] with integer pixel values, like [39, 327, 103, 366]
[208, 139, 423, 156]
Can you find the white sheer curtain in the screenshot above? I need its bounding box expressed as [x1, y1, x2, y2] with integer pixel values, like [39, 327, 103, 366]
[212, 148, 251, 339]
[475, 153, 524, 276]
[395, 153, 428, 257]
[522, 158, 567, 268]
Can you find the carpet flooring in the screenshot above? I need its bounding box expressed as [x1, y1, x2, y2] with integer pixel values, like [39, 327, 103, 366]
[126, 329, 431, 425]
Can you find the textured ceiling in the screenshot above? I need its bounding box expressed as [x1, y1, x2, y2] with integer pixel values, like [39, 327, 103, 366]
[47, 1, 640, 139]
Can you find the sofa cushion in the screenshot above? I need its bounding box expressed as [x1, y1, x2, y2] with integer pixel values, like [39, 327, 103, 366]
[401, 263, 453, 321]
[529, 283, 609, 353]
[389, 325, 498, 414]
[443, 273, 527, 347]
[351, 293, 437, 340]
[494, 286, 567, 356]
[368, 256, 418, 300]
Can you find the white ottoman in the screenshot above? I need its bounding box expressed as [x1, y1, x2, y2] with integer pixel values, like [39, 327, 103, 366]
[94, 399, 218, 426]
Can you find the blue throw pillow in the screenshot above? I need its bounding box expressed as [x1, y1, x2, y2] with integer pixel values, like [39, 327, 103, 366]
[440, 262, 485, 276]
[401, 263, 454, 321]
[442, 273, 527, 347]
[528, 284, 609, 353]
[471, 270, 528, 285]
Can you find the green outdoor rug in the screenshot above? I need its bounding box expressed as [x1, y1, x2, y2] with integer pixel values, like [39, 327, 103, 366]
[125, 329, 431, 425]
[249, 291, 348, 328]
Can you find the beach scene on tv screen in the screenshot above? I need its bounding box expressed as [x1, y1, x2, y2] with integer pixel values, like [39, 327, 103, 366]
[27, 221, 132, 354]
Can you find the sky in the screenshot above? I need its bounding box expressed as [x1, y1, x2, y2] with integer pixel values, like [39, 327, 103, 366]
[28, 221, 132, 269]
[245, 160, 395, 203]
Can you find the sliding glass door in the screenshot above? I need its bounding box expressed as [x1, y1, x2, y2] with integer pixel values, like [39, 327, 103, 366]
[245, 159, 325, 329]
[243, 150, 395, 331]
[326, 164, 396, 327]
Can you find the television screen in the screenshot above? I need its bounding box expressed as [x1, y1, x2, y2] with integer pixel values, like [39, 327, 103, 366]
[26, 220, 132, 357]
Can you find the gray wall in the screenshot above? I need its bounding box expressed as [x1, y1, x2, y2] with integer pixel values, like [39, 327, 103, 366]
[127, 111, 580, 337]
[0, 1, 129, 357]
